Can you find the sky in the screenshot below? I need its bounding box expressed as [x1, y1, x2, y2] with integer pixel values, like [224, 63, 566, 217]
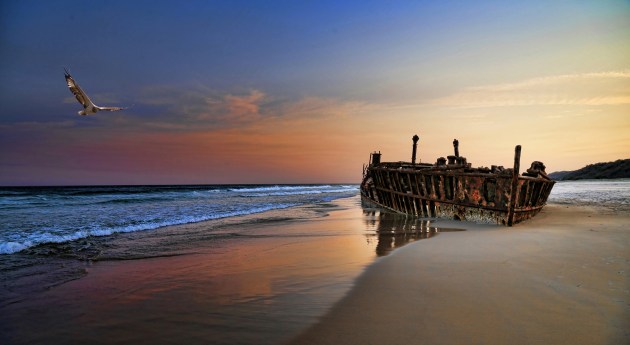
[0, 0, 628, 185]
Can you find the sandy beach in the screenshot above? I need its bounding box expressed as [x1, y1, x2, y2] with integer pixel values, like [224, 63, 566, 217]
[2, 196, 628, 345]
[290, 204, 629, 345]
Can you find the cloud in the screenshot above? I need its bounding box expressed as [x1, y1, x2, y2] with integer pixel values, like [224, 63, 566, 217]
[433, 70, 630, 108]
[224, 90, 265, 118]
[0, 120, 77, 130]
[276, 96, 373, 119]
[135, 84, 378, 131]
[135, 85, 264, 128]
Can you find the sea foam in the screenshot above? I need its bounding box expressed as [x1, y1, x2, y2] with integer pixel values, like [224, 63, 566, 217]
[0, 202, 300, 254]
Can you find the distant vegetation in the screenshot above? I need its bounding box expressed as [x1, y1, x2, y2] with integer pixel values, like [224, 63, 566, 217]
[548, 159, 630, 181]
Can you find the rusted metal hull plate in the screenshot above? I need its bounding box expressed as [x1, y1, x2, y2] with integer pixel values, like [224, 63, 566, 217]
[361, 167, 554, 226]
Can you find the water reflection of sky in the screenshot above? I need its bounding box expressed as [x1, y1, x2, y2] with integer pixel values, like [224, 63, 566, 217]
[1, 196, 465, 345]
[362, 207, 465, 257]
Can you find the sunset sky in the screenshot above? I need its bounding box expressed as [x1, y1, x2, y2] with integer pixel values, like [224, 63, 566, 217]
[1, 0, 628, 185]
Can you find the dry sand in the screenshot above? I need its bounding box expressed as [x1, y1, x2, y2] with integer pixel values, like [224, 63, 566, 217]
[290, 204, 629, 345]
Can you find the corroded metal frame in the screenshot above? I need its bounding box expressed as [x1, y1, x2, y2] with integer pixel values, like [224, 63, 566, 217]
[361, 145, 555, 226]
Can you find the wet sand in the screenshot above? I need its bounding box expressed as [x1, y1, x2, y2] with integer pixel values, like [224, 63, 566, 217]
[290, 204, 630, 345]
[1, 197, 442, 345]
[2, 199, 628, 344]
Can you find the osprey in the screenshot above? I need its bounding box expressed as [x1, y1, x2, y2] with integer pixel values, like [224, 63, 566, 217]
[64, 68, 127, 116]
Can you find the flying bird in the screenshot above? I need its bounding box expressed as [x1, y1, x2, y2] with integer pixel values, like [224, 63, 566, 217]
[64, 68, 127, 116]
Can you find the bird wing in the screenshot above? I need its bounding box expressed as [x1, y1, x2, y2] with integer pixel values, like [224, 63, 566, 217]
[64, 68, 95, 108]
[96, 106, 126, 112]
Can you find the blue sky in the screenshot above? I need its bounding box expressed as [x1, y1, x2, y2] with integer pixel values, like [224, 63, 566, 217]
[1, 0, 628, 185]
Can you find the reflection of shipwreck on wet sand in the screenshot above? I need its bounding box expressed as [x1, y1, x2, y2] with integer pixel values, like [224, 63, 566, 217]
[363, 209, 464, 256]
[361, 135, 555, 226]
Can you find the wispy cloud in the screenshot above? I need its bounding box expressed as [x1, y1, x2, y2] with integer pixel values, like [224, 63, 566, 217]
[276, 96, 372, 119]
[433, 70, 630, 108]
[0, 120, 77, 130]
[136, 85, 378, 131]
[223, 90, 265, 119]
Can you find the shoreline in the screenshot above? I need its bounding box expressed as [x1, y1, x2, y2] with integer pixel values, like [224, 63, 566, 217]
[290, 203, 630, 345]
[2, 196, 427, 344]
[2, 197, 628, 344]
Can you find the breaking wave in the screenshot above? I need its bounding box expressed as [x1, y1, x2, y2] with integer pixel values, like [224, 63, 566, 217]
[0, 184, 360, 255]
[240, 187, 358, 197]
[0, 203, 298, 254]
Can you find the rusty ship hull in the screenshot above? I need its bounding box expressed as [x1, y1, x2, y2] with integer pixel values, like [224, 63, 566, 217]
[360, 137, 555, 226]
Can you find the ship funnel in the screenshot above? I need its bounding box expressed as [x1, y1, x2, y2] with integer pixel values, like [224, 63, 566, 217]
[370, 151, 381, 166]
[453, 139, 459, 157]
[411, 134, 420, 164]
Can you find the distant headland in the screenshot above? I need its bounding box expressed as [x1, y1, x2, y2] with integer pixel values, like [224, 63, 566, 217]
[549, 159, 630, 181]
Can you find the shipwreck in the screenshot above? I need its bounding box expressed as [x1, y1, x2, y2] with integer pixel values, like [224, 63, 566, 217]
[360, 135, 555, 226]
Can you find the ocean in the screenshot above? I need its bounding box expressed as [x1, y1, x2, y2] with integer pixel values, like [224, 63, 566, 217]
[2, 179, 627, 257]
[0, 184, 359, 255]
[548, 178, 630, 212]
